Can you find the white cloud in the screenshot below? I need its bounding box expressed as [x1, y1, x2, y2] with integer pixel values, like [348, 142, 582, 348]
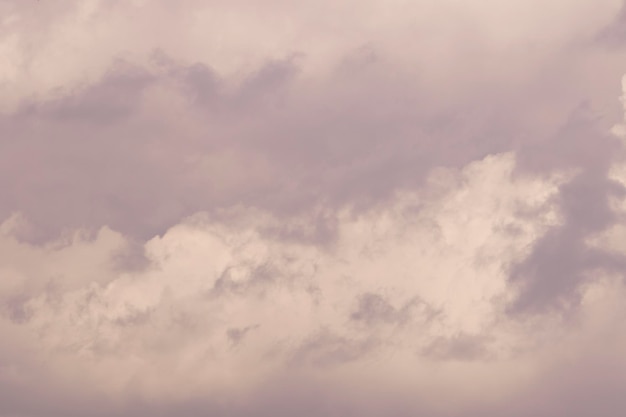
[0, 152, 569, 410]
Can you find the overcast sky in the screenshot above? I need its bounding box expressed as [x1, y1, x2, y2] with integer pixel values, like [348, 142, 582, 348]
[2, 1, 626, 416]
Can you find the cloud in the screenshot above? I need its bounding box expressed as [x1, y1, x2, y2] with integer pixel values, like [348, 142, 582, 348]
[0, 153, 566, 416]
[0, 0, 622, 242]
[509, 103, 626, 313]
[2, 0, 626, 415]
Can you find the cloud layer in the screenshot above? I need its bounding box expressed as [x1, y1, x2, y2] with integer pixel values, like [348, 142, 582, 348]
[2, 0, 626, 416]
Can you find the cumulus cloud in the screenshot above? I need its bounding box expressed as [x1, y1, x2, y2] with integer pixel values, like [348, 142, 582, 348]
[2, 0, 626, 415]
[0, 153, 560, 415]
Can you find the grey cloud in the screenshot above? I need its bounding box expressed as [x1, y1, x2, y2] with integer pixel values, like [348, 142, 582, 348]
[0, 56, 314, 243]
[1, 293, 32, 324]
[420, 332, 492, 362]
[233, 55, 301, 109]
[109, 237, 151, 272]
[19, 61, 154, 125]
[226, 324, 259, 347]
[290, 329, 378, 368]
[171, 55, 299, 111]
[174, 61, 221, 108]
[2, 356, 626, 417]
[596, 1, 626, 46]
[350, 292, 437, 326]
[350, 292, 402, 324]
[510, 105, 626, 313]
[1, 43, 598, 245]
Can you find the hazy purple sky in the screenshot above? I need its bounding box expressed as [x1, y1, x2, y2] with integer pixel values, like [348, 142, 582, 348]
[3, 1, 626, 416]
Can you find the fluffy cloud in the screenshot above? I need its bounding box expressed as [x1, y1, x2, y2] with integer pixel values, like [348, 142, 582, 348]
[0, 153, 562, 415]
[2, 0, 626, 416]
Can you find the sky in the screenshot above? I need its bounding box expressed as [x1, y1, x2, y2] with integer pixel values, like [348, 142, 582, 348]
[2, 0, 626, 416]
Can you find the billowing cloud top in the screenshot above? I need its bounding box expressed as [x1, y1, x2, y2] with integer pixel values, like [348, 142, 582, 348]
[2, 1, 626, 416]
